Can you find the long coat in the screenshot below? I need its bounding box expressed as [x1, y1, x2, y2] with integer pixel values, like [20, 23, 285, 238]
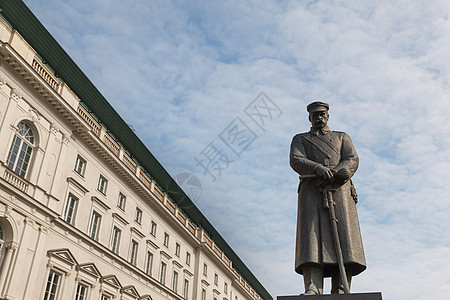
[290, 127, 366, 277]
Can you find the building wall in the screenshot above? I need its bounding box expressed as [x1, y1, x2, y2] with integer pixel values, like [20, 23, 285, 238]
[0, 17, 264, 300]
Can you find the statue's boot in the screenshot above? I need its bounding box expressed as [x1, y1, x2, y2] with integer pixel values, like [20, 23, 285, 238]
[331, 267, 352, 294]
[302, 265, 323, 295]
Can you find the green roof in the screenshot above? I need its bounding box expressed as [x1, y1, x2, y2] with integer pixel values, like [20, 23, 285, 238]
[0, 0, 271, 299]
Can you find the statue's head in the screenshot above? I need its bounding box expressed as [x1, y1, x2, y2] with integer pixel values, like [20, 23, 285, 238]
[307, 101, 329, 129]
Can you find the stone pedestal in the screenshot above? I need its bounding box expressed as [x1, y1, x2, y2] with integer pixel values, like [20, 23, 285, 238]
[277, 292, 382, 300]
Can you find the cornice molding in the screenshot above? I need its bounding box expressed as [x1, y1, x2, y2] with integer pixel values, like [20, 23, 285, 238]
[146, 239, 159, 250]
[112, 213, 128, 225]
[160, 250, 172, 260]
[130, 227, 145, 239]
[66, 177, 88, 194]
[91, 196, 110, 211]
[183, 269, 193, 277]
[172, 260, 183, 269]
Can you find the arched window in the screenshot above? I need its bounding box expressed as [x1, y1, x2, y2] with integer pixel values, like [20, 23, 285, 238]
[6, 121, 34, 177]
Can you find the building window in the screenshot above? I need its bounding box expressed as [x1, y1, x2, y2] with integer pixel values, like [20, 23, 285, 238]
[183, 279, 189, 300]
[201, 289, 206, 300]
[97, 175, 108, 194]
[172, 271, 178, 292]
[130, 240, 138, 265]
[145, 251, 153, 275]
[150, 221, 157, 236]
[6, 121, 34, 177]
[214, 273, 218, 285]
[203, 263, 207, 276]
[101, 295, 111, 300]
[63, 194, 78, 224]
[74, 155, 86, 176]
[175, 243, 180, 257]
[186, 252, 191, 266]
[43, 270, 61, 300]
[75, 282, 88, 300]
[224, 282, 228, 294]
[163, 232, 169, 247]
[117, 193, 126, 210]
[88, 211, 101, 240]
[110, 226, 121, 254]
[135, 207, 142, 224]
[159, 262, 167, 284]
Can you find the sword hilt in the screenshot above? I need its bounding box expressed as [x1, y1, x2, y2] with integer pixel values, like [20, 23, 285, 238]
[320, 185, 336, 210]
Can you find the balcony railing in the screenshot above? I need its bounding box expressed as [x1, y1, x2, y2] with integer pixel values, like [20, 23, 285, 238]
[31, 57, 60, 91]
[103, 133, 120, 156]
[138, 169, 153, 190]
[3, 168, 28, 193]
[77, 105, 101, 136]
[153, 185, 165, 201]
[164, 198, 176, 214]
[122, 153, 137, 172]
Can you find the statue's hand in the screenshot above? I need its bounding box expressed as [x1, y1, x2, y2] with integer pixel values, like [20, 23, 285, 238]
[314, 164, 334, 180]
[335, 168, 351, 180]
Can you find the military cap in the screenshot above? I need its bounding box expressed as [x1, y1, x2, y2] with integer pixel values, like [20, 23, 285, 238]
[307, 101, 329, 113]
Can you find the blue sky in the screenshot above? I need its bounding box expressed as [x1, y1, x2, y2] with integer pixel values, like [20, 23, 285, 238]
[23, 1, 450, 299]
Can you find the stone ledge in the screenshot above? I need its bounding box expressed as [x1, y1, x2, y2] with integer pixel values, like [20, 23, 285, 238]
[278, 292, 382, 300]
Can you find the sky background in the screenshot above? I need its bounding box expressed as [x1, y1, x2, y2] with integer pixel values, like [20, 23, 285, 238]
[21, 1, 450, 299]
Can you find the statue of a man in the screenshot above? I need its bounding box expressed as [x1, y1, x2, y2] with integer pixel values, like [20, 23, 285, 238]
[289, 101, 366, 295]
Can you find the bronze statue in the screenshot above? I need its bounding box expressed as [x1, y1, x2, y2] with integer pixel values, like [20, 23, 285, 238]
[289, 101, 366, 295]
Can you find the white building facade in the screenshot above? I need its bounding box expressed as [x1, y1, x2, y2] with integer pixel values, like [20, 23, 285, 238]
[0, 2, 270, 300]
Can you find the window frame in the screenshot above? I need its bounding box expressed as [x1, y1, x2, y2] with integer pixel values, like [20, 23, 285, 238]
[43, 269, 62, 300]
[101, 294, 111, 300]
[134, 207, 142, 224]
[203, 263, 207, 276]
[159, 262, 167, 285]
[63, 193, 78, 225]
[75, 282, 89, 300]
[74, 155, 86, 176]
[201, 289, 206, 300]
[88, 211, 102, 240]
[163, 232, 169, 247]
[183, 279, 189, 300]
[172, 270, 179, 292]
[6, 121, 35, 178]
[129, 239, 139, 266]
[97, 175, 108, 194]
[186, 252, 191, 266]
[117, 192, 126, 210]
[110, 226, 121, 254]
[150, 221, 157, 236]
[145, 250, 154, 276]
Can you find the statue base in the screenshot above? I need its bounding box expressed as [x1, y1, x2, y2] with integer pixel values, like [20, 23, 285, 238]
[277, 292, 382, 300]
